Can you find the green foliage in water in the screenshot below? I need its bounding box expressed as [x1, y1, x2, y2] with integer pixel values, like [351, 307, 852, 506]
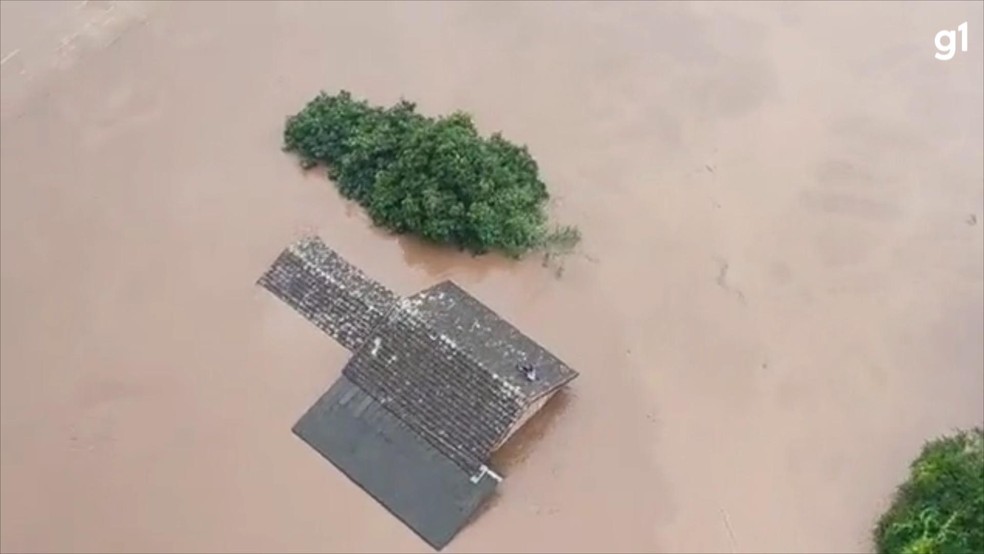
[283, 91, 578, 257]
[874, 428, 984, 554]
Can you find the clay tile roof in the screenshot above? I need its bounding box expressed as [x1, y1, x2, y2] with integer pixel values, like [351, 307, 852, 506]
[405, 281, 579, 401]
[344, 283, 578, 473]
[343, 305, 524, 472]
[257, 236, 397, 351]
[260, 236, 578, 474]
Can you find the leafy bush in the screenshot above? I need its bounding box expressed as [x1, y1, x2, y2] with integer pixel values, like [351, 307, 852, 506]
[874, 428, 984, 554]
[283, 91, 578, 257]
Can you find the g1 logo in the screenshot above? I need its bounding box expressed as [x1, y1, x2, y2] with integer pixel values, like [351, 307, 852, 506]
[935, 22, 968, 61]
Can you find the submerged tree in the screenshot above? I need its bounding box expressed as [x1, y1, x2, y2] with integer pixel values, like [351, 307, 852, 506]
[284, 91, 578, 258]
[874, 428, 984, 554]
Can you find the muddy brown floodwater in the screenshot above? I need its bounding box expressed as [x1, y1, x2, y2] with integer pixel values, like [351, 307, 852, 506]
[1, 1, 982, 553]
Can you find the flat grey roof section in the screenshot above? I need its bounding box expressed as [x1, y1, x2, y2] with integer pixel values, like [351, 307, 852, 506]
[293, 376, 499, 550]
[258, 237, 397, 352]
[405, 281, 578, 401]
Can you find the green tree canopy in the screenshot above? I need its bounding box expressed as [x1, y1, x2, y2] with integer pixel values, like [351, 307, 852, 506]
[284, 91, 577, 257]
[874, 428, 984, 554]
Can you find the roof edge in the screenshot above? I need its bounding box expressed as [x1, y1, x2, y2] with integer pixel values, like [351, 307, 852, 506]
[526, 370, 578, 403]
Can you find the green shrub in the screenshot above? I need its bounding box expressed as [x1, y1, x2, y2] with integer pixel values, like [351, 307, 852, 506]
[874, 428, 984, 554]
[283, 91, 578, 257]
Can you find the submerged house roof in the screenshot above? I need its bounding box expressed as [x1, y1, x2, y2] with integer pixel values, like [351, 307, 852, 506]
[258, 236, 578, 549]
[258, 237, 398, 351]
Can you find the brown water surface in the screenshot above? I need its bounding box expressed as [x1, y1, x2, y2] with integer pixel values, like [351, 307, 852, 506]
[2, 2, 982, 552]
